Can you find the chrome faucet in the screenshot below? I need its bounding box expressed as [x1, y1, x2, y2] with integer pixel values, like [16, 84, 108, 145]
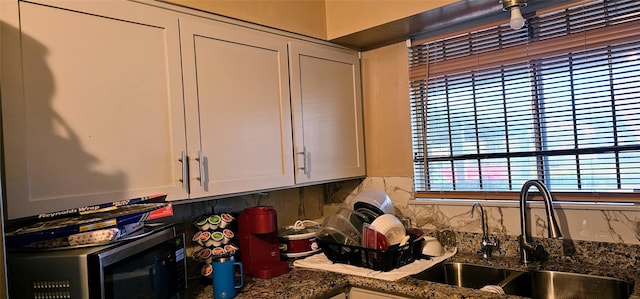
[519, 180, 563, 264]
[470, 202, 498, 259]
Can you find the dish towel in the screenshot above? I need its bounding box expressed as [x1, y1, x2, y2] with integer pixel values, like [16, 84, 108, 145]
[293, 248, 457, 281]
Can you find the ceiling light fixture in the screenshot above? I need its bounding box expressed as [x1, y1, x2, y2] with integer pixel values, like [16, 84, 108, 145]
[500, 0, 527, 30]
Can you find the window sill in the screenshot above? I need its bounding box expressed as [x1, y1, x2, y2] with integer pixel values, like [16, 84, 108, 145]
[409, 198, 640, 211]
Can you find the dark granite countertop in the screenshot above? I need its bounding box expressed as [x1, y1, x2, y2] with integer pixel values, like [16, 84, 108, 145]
[188, 268, 348, 299]
[189, 232, 640, 299]
[188, 250, 640, 299]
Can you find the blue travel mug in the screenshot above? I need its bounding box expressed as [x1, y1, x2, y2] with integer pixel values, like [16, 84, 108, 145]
[212, 255, 243, 299]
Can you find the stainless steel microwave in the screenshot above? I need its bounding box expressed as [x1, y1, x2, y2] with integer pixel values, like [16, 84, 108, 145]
[7, 223, 187, 299]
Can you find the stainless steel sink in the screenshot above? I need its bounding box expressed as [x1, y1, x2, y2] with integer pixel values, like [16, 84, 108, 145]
[412, 262, 634, 299]
[506, 270, 633, 299]
[411, 262, 526, 290]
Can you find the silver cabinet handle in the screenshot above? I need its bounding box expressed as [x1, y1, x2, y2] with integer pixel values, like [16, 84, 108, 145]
[298, 146, 311, 178]
[178, 151, 190, 194]
[195, 150, 206, 186]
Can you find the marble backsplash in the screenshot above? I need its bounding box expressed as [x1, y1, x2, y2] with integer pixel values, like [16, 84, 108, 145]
[350, 176, 640, 245]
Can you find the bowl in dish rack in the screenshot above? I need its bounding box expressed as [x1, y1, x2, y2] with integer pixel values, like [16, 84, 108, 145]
[369, 214, 406, 246]
[350, 190, 395, 222]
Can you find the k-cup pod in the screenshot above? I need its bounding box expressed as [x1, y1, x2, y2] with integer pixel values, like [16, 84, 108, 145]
[224, 244, 238, 254]
[212, 246, 226, 256]
[195, 216, 210, 231]
[210, 231, 224, 247]
[220, 213, 235, 228]
[198, 248, 213, 264]
[192, 247, 203, 259]
[199, 231, 211, 247]
[201, 263, 213, 278]
[192, 231, 203, 245]
[222, 229, 234, 244]
[208, 215, 222, 230]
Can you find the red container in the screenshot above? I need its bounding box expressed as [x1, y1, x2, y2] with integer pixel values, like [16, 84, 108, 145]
[237, 206, 289, 278]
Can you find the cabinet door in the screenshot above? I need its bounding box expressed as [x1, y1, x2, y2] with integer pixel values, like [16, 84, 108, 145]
[349, 287, 409, 299]
[289, 42, 366, 184]
[180, 17, 295, 198]
[0, 1, 187, 219]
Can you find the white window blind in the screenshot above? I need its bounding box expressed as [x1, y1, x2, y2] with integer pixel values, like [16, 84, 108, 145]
[409, 0, 640, 202]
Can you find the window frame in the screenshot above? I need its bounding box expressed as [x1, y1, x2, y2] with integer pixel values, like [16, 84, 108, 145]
[409, 0, 640, 203]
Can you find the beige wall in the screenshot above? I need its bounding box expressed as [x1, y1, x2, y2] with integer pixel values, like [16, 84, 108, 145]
[166, 0, 328, 39]
[324, 0, 457, 39]
[361, 42, 413, 177]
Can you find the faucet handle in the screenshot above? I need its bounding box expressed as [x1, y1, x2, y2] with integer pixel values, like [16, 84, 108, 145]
[479, 235, 499, 259]
[483, 235, 499, 248]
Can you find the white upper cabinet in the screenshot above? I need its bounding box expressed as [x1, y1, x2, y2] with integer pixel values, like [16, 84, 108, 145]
[179, 17, 295, 198]
[0, 0, 364, 219]
[289, 41, 366, 184]
[0, 0, 187, 219]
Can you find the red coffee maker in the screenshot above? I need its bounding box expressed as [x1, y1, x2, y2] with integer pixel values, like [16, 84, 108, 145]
[237, 206, 289, 278]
